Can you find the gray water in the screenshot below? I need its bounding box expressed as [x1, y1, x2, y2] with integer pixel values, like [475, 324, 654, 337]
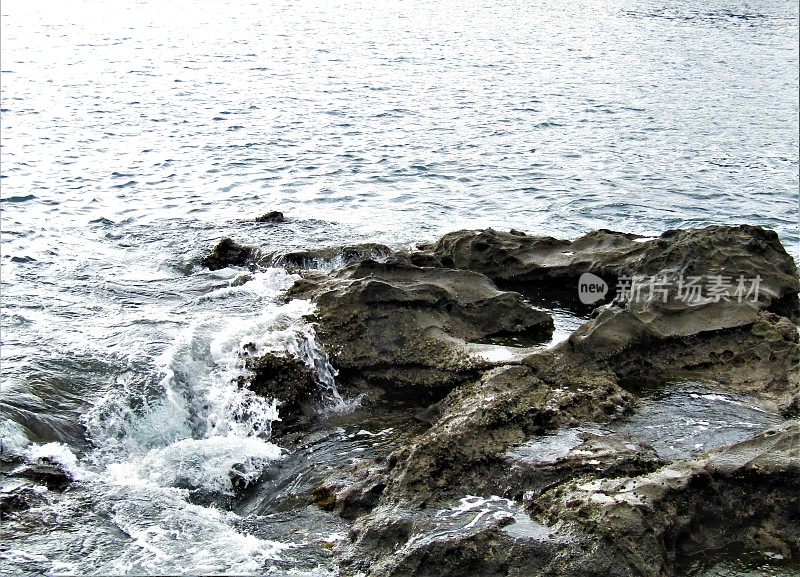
[1, 0, 798, 575]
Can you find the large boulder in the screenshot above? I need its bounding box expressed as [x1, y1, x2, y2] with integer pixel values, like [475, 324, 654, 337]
[286, 260, 554, 400]
[412, 225, 800, 411]
[421, 227, 641, 284]
[423, 226, 799, 310]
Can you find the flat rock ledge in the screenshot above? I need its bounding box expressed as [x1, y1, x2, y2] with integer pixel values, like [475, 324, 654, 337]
[204, 224, 799, 576]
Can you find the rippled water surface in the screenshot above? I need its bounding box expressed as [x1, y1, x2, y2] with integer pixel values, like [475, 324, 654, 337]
[1, 0, 798, 575]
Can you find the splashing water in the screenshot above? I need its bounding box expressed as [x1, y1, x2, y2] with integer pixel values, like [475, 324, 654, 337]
[2, 267, 354, 575]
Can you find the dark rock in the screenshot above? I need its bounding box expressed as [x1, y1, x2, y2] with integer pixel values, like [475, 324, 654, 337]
[286, 260, 554, 399]
[344, 422, 799, 577]
[381, 357, 635, 504]
[424, 227, 641, 285]
[311, 225, 799, 576]
[426, 226, 799, 312]
[230, 273, 254, 287]
[343, 500, 564, 577]
[202, 238, 257, 270]
[255, 211, 285, 223]
[455, 224, 800, 409]
[310, 483, 337, 512]
[333, 478, 387, 521]
[565, 307, 799, 410]
[505, 430, 664, 502]
[239, 351, 319, 433]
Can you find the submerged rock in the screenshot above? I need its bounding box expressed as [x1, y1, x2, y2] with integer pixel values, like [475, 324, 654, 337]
[0, 485, 48, 518]
[286, 260, 554, 400]
[275, 243, 392, 270]
[201, 237, 257, 270]
[8, 462, 73, 492]
[230, 273, 254, 287]
[255, 210, 285, 223]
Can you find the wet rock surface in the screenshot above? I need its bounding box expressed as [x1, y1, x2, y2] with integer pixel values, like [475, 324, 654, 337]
[528, 421, 800, 576]
[224, 225, 799, 576]
[286, 260, 554, 401]
[276, 243, 392, 271]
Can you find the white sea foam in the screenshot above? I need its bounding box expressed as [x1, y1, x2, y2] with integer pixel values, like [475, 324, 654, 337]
[99, 484, 292, 575]
[26, 442, 84, 479]
[127, 435, 283, 493]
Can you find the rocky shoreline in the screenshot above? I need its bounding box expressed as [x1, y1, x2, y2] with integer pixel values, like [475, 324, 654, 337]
[200, 223, 799, 576]
[4, 224, 797, 576]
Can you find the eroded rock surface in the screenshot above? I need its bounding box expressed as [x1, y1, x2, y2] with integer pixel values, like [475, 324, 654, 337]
[529, 421, 800, 576]
[286, 260, 554, 400]
[404, 225, 800, 411]
[420, 225, 798, 304]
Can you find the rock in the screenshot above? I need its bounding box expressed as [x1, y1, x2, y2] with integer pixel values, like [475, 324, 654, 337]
[566, 307, 800, 409]
[239, 351, 319, 433]
[230, 273, 254, 287]
[436, 223, 800, 409]
[342, 499, 565, 577]
[421, 227, 642, 285]
[255, 211, 285, 223]
[286, 260, 554, 400]
[425, 226, 799, 312]
[201, 238, 257, 270]
[343, 422, 799, 577]
[310, 483, 337, 512]
[0, 485, 48, 518]
[528, 421, 800, 576]
[506, 430, 664, 502]
[196, 224, 798, 575]
[8, 463, 72, 492]
[381, 357, 635, 504]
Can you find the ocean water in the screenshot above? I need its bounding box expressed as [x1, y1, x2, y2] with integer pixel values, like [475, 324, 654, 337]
[0, 0, 798, 575]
